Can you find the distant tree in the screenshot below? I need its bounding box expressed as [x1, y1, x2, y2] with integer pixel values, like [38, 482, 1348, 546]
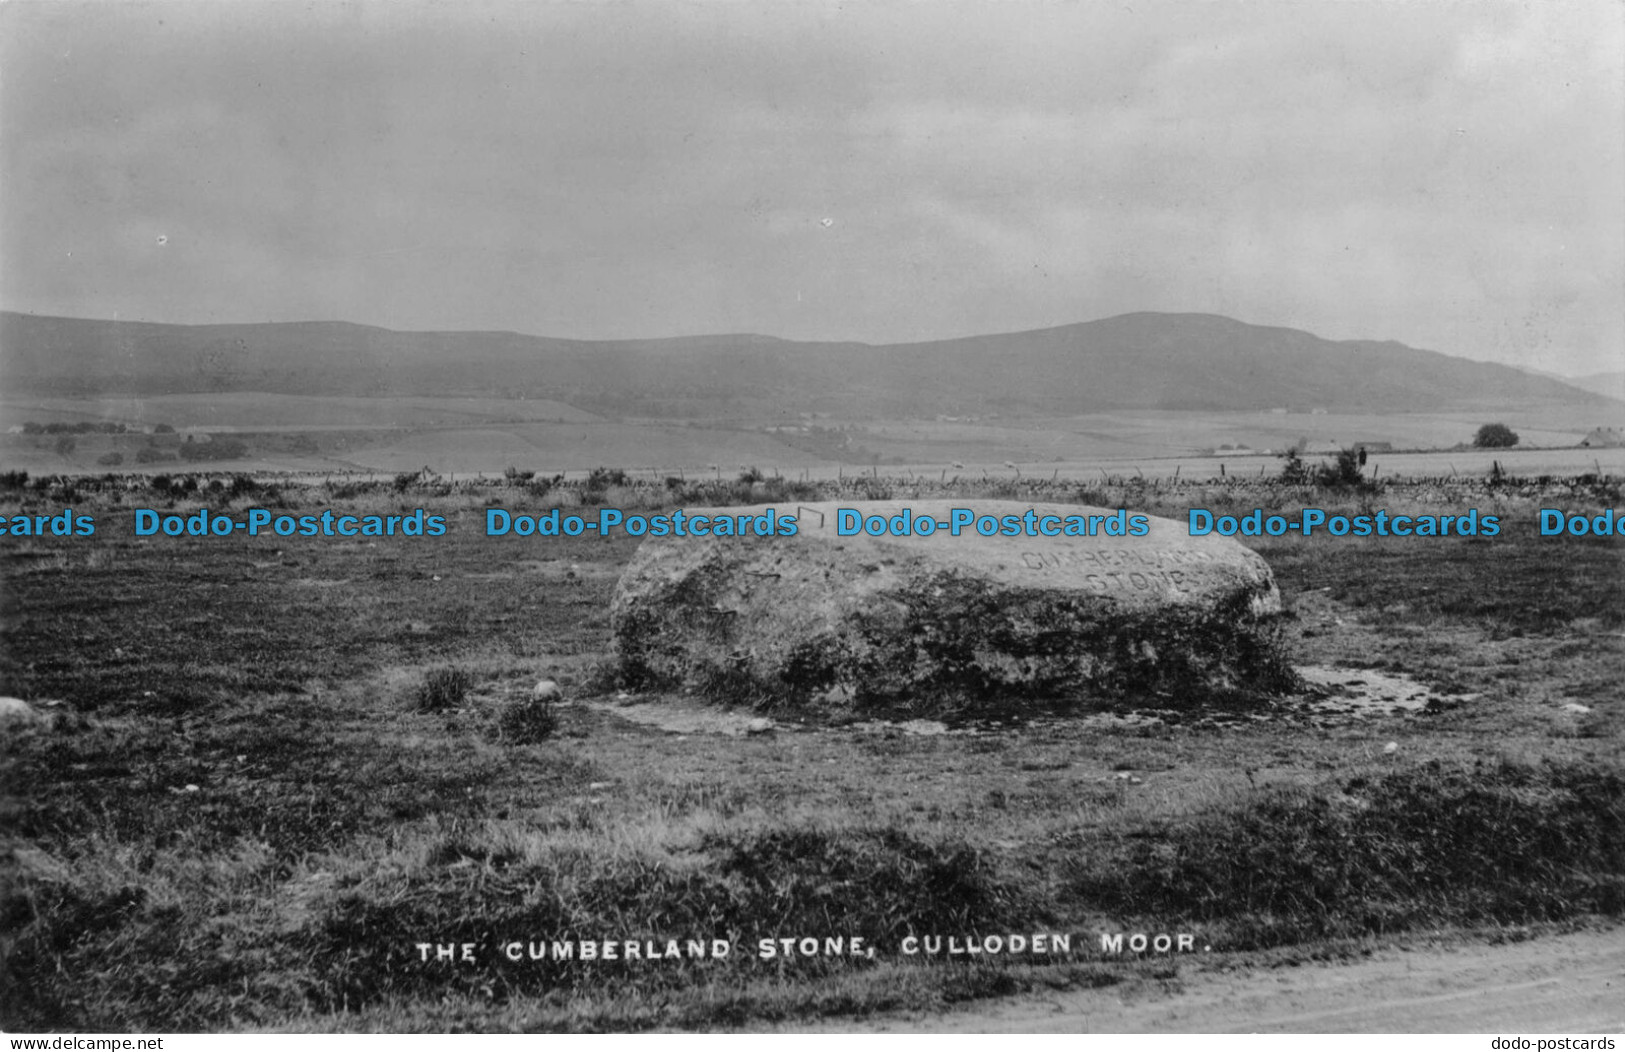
[1315, 447, 1365, 487]
[1276, 448, 1312, 485]
[1474, 423, 1519, 448]
[586, 466, 630, 490]
[153, 423, 175, 434]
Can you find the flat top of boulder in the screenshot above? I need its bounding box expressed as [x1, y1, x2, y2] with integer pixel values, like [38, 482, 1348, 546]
[660, 499, 1278, 614]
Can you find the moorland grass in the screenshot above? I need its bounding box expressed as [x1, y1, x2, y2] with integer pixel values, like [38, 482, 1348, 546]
[1, 475, 1620, 1030]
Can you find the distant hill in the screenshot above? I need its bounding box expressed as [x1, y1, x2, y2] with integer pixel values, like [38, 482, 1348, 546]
[1569, 370, 1625, 403]
[1, 310, 1614, 419]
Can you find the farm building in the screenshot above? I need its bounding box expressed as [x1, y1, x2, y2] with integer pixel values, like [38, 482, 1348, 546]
[1579, 427, 1624, 448]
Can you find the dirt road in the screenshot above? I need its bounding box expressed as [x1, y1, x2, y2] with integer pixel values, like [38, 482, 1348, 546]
[836, 928, 1625, 1033]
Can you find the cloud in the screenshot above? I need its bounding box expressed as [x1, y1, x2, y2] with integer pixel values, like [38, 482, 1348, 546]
[1, 0, 1620, 375]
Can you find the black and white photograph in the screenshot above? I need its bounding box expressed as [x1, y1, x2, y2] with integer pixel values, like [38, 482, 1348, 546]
[1, 0, 1622, 1037]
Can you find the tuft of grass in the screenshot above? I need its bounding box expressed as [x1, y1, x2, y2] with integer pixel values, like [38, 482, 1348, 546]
[415, 666, 475, 712]
[493, 694, 559, 744]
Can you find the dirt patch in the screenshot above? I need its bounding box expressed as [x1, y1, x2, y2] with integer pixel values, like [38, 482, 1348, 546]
[579, 693, 1183, 737]
[849, 718, 954, 736]
[578, 695, 786, 736]
[577, 669, 1452, 738]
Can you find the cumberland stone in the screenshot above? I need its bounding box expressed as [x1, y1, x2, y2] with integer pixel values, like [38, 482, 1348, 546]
[610, 500, 1293, 714]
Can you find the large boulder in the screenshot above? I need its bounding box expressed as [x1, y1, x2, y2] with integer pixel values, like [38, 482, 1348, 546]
[0, 696, 44, 727]
[609, 499, 1294, 716]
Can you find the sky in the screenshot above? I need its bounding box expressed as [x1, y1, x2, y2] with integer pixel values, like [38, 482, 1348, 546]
[2, 0, 1622, 377]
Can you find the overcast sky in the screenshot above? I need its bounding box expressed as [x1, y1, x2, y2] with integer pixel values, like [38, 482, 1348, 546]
[3, 0, 1621, 376]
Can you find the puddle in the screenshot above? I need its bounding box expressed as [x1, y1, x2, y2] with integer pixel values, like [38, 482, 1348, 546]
[1295, 664, 1475, 717]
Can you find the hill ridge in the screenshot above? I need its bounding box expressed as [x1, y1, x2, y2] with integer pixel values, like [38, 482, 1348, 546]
[1, 309, 1612, 417]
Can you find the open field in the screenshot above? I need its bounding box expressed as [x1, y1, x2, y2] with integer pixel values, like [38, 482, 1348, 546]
[1, 470, 1621, 1031]
[796, 446, 1625, 484]
[4, 397, 1623, 481]
[0, 394, 603, 430]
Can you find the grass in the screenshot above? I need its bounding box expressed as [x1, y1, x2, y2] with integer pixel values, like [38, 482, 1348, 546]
[492, 693, 560, 743]
[1073, 758, 1625, 949]
[0, 476, 1621, 1031]
[416, 666, 475, 712]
